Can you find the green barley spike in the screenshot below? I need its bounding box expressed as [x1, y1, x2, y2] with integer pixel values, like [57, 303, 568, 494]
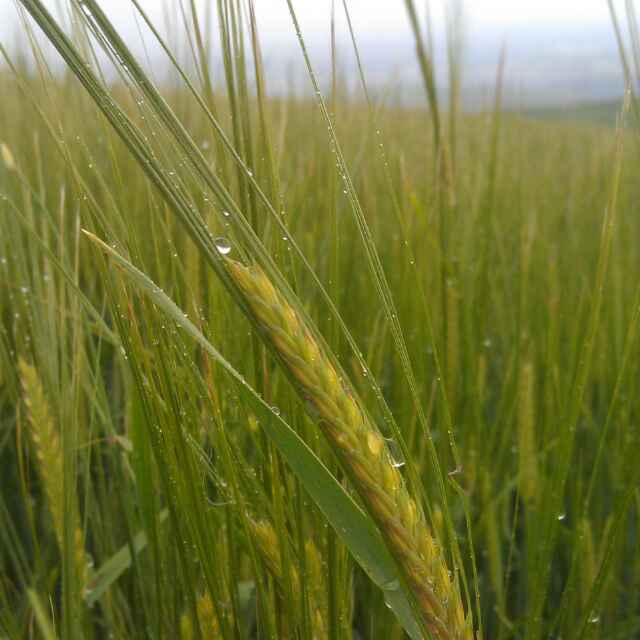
[226, 260, 472, 640]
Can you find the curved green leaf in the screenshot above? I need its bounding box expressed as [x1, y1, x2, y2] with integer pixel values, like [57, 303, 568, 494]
[83, 230, 423, 640]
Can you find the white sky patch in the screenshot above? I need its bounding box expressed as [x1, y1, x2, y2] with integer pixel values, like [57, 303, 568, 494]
[0, 1, 628, 107]
[0, 0, 622, 47]
[466, 0, 611, 27]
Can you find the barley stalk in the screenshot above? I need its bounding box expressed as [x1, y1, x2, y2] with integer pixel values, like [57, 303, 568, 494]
[446, 280, 459, 411]
[476, 354, 486, 406]
[518, 361, 538, 505]
[480, 471, 503, 607]
[579, 518, 596, 610]
[226, 260, 471, 640]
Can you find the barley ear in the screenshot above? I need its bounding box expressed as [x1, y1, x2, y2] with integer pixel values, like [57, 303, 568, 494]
[226, 260, 472, 640]
[180, 592, 223, 640]
[248, 518, 327, 638]
[18, 358, 86, 585]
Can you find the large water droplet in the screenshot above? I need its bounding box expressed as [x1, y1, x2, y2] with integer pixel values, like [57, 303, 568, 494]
[215, 237, 231, 255]
[385, 438, 406, 469]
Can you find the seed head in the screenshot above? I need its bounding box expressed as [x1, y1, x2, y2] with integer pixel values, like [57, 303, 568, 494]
[225, 260, 473, 639]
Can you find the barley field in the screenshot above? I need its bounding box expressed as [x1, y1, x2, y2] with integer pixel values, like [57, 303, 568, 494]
[1, 2, 639, 639]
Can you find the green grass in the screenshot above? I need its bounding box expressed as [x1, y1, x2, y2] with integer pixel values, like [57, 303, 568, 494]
[1, 1, 640, 639]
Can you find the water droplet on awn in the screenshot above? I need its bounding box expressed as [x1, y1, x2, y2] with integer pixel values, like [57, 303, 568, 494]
[215, 237, 231, 255]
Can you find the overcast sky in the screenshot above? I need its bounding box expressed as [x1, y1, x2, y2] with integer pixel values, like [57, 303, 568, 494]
[254, 0, 612, 32]
[0, 1, 617, 46]
[0, 1, 628, 106]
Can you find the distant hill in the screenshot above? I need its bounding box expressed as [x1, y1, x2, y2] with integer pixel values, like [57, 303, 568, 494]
[520, 98, 627, 126]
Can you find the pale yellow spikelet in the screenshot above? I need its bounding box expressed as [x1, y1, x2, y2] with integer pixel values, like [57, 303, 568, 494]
[248, 518, 327, 638]
[1, 142, 15, 171]
[19, 359, 86, 585]
[180, 611, 194, 640]
[304, 539, 328, 639]
[226, 260, 472, 640]
[19, 359, 64, 547]
[518, 360, 538, 505]
[180, 592, 222, 639]
[197, 592, 222, 637]
[248, 519, 289, 586]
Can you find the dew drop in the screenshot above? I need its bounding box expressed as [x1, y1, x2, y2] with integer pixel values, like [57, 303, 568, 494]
[385, 438, 406, 469]
[214, 237, 232, 255]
